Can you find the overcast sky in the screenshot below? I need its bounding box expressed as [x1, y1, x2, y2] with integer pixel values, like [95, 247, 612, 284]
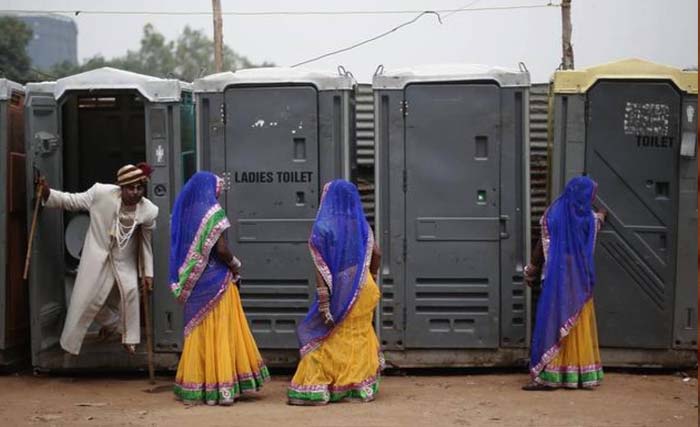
[3, 0, 697, 82]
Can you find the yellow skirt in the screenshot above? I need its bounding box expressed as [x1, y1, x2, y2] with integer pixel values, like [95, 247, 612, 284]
[288, 275, 382, 404]
[174, 283, 270, 405]
[536, 299, 604, 388]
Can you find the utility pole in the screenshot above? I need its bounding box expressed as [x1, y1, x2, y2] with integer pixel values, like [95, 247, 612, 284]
[212, 0, 224, 73]
[561, 0, 574, 69]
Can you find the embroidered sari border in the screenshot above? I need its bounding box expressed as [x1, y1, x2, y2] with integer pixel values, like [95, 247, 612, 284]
[530, 296, 592, 379]
[174, 365, 270, 402]
[287, 372, 380, 403]
[535, 366, 603, 388]
[170, 208, 230, 302]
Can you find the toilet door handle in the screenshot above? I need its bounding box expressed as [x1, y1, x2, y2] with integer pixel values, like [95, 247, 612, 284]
[499, 215, 510, 239]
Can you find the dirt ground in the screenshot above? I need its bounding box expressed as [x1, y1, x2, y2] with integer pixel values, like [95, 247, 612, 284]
[0, 371, 696, 427]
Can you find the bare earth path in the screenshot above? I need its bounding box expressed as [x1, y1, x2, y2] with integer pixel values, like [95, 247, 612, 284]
[0, 372, 696, 426]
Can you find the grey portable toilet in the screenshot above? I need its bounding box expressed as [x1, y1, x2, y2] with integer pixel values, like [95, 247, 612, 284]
[194, 67, 355, 357]
[24, 67, 192, 370]
[0, 79, 29, 369]
[373, 64, 531, 367]
[549, 59, 697, 366]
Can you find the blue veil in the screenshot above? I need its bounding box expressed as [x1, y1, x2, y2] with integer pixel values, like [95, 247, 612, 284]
[169, 171, 232, 335]
[297, 180, 373, 356]
[530, 176, 598, 376]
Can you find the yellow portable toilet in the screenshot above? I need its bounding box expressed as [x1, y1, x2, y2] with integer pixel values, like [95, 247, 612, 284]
[548, 59, 697, 367]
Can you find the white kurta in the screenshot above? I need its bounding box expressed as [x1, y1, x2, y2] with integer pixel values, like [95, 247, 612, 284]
[44, 183, 159, 355]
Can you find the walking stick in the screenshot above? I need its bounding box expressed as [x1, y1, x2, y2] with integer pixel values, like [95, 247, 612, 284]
[138, 228, 156, 385]
[23, 182, 44, 280]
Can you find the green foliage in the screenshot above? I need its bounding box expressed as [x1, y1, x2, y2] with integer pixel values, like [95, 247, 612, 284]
[47, 23, 272, 81]
[0, 17, 33, 83]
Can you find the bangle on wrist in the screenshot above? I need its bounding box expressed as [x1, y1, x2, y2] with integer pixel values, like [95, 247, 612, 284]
[227, 255, 241, 269]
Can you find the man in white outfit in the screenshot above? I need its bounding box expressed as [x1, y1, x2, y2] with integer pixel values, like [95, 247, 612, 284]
[38, 164, 159, 355]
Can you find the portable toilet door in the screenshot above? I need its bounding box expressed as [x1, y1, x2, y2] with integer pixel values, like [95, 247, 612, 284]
[24, 67, 191, 369]
[373, 65, 530, 364]
[194, 68, 355, 353]
[0, 79, 28, 369]
[549, 59, 697, 363]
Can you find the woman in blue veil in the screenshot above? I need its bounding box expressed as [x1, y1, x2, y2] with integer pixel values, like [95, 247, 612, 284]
[524, 176, 607, 390]
[170, 172, 269, 405]
[288, 180, 383, 405]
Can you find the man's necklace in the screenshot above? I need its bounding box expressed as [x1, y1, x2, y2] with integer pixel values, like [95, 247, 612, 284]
[115, 205, 137, 250]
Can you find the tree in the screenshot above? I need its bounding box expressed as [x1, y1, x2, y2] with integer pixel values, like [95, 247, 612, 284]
[0, 17, 33, 82]
[47, 23, 272, 81]
[174, 25, 221, 79]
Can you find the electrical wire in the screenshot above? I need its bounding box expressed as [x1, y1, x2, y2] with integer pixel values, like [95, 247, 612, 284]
[290, 1, 556, 67]
[443, 0, 482, 20]
[1, 3, 559, 17]
[292, 11, 444, 68]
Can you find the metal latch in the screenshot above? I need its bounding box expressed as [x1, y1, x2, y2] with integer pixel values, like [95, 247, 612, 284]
[33, 131, 60, 157]
[499, 215, 510, 239]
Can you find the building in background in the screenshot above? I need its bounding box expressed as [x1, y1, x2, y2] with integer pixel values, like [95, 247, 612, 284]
[4, 14, 78, 70]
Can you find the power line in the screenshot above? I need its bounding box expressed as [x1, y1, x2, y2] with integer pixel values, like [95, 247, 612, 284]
[292, 11, 443, 68]
[0, 67, 57, 80]
[1, 3, 559, 17]
[291, 1, 557, 68]
[443, 0, 482, 20]
[30, 68, 57, 80]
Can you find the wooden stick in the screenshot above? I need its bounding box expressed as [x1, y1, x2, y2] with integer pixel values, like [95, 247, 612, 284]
[23, 184, 43, 280]
[138, 228, 156, 384]
[140, 281, 156, 384]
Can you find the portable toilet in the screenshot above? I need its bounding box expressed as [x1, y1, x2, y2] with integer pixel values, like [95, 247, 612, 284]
[194, 67, 356, 360]
[549, 58, 697, 366]
[24, 67, 193, 370]
[373, 64, 531, 367]
[0, 79, 28, 369]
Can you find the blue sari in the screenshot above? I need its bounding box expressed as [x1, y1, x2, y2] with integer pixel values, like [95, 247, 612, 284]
[530, 176, 598, 377]
[296, 180, 374, 356]
[169, 171, 232, 335]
